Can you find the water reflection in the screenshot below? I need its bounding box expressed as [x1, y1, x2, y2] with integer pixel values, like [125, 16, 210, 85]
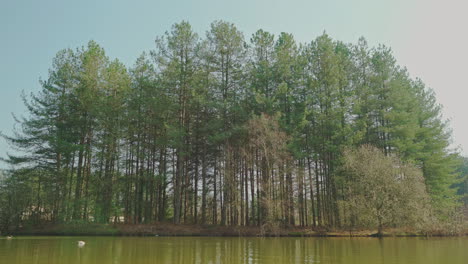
[0, 236, 467, 264]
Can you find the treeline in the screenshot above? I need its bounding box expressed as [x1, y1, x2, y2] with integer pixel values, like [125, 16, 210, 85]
[0, 21, 465, 232]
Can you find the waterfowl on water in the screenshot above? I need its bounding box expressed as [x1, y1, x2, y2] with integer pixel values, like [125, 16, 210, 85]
[6, 236, 12, 239]
[78, 241, 85, 247]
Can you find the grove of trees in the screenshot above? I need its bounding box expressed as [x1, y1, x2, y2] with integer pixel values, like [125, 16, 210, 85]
[0, 21, 465, 233]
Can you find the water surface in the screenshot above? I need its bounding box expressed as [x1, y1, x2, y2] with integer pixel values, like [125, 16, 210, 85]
[1, 236, 466, 263]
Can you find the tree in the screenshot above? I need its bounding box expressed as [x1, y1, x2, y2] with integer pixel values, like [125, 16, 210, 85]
[241, 114, 290, 228]
[341, 145, 431, 235]
[205, 20, 246, 225]
[153, 21, 200, 224]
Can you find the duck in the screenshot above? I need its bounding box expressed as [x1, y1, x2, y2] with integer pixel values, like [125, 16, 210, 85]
[78, 240, 85, 247]
[6, 236, 12, 240]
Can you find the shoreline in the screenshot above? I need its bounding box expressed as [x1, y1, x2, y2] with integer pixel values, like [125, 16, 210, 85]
[8, 223, 467, 237]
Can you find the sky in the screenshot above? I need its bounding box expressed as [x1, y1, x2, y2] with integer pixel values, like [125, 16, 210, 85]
[1, 0, 468, 166]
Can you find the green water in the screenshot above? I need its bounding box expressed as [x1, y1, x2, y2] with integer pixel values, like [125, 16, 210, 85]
[1, 236, 467, 263]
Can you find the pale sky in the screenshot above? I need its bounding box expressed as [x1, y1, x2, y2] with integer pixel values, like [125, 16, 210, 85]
[1, 0, 467, 166]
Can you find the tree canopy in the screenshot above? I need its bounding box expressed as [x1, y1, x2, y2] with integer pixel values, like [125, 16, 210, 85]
[0, 21, 464, 232]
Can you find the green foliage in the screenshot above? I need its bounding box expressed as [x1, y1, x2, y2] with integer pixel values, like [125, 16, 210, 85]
[454, 157, 468, 204]
[0, 21, 464, 232]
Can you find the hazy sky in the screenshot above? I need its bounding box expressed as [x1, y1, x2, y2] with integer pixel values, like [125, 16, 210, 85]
[1, 0, 467, 164]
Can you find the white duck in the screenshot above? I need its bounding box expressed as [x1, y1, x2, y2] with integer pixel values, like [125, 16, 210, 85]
[6, 236, 12, 240]
[78, 240, 85, 247]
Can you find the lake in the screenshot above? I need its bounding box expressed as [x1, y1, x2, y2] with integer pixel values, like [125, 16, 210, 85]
[1, 236, 467, 263]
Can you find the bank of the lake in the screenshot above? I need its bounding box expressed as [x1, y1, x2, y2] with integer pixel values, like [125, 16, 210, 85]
[10, 223, 468, 237]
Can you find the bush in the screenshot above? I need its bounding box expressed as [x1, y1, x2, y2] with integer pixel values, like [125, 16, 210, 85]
[340, 145, 432, 235]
